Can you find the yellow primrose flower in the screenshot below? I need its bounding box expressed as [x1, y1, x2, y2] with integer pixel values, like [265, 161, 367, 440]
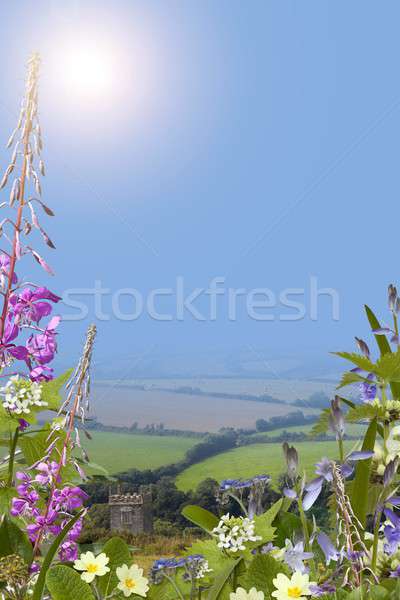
[116, 563, 149, 597]
[73, 551, 110, 583]
[272, 572, 315, 600]
[230, 587, 264, 599]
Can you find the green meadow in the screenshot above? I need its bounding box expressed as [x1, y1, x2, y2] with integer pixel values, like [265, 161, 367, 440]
[175, 439, 356, 492]
[86, 431, 198, 473]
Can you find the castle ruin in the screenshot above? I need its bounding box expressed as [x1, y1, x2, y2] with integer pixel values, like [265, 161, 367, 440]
[109, 487, 153, 534]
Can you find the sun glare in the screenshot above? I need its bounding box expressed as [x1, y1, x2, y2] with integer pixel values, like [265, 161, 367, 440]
[63, 43, 115, 97]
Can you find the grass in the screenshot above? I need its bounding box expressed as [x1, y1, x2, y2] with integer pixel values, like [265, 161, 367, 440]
[176, 439, 356, 491]
[86, 431, 198, 473]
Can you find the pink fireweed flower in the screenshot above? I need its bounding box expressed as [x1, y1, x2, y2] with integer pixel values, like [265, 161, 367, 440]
[62, 517, 83, 542]
[29, 364, 54, 381]
[26, 510, 59, 543]
[52, 486, 88, 512]
[15, 470, 33, 495]
[10, 490, 40, 518]
[0, 253, 17, 286]
[34, 460, 60, 486]
[26, 315, 60, 366]
[0, 318, 28, 366]
[10, 286, 61, 324]
[59, 541, 78, 562]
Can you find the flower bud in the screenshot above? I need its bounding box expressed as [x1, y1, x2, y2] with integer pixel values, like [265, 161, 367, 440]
[389, 284, 398, 311]
[355, 337, 370, 358]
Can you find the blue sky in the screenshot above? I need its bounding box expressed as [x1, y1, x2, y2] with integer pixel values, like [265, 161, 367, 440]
[0, 1, 398, 376]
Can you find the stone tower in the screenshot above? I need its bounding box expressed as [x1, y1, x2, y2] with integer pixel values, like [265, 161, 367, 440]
[109, 487, 153, 534]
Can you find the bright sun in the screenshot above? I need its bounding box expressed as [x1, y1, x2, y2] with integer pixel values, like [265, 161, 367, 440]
[63, 43, 115, 97]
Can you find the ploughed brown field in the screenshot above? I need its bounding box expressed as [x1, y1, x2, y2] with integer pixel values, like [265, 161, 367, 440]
[91, 383, 320, 432]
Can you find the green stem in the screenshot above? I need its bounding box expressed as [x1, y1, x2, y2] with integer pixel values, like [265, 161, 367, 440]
[228, 491, 248, 517]
[163, 573, 185, 600]
[7, 426, 19, 487]
[371, 507, 382, 572]
[338, 436, 344, 463]
[297, 497, 317, 577]
[232, 563, 238, 590]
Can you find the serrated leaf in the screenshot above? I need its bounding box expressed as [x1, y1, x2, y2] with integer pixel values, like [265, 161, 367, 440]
[97, 536, 132, 597]
[46, 565, 95, 600]
[334, 351, 375, 372]
[18, 431, 47, 466]
[375, 350, 400, 381]
[310, 408, 331, 437]
[346, 404, 380, 422]
[185, 539, 232, 573]
[42, 369, 73, 411]
[337, 371, 372, 389]
[365, 305, 400, 399]
[182, 505, 219, 533]
[253, 499, 282, 543]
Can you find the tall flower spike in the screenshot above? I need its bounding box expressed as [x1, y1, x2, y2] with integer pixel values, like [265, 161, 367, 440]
[32, 325, 97, 555]
[0, 53, 58, 379]
[0, 55, 46, 332]
[331, 462, 368, 587]
[62, 324, 97, 426]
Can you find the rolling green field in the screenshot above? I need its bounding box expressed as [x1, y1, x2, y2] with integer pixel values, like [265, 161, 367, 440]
[251, 422, 366, 437]
[86, 431, 198, 473]
[176, 440, 355, 491]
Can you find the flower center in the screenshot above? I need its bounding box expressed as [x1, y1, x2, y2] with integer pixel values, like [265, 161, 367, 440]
[124, 578, 136, 589]
[86, 564, 98, 574]
[288, 587, 302, 598]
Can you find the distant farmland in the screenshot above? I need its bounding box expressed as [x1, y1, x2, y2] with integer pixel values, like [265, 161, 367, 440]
[85, 431, 197, 473]
[176, 440, 355, 491]
[91, 384, 319, 432]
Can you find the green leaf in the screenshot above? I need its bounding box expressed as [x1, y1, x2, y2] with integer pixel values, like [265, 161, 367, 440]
[206, 557, 242, 600]
[339, 396, 356, 410]
[97, 536, 132, 597]
[182, 505, 220, 533]
[376, 350, 400, 381]
[147, 578, 184, 600]
[346, 403, 380, 422]
[365, 305, 400, 399]
[239, 554, 289, 597]
[185, 539, 231, 574]
[46, 565, 95, 600]
[0, 515, 33, 566]
[333, 351, 375, 372]
[337, 371, 372, 389]
[350, 418, 377, 529]
[253, 499, 282, 543]
[272, 511, 303, 548]
[31, 510, 84, 600]
[310, 408, 330, 437]
[0, 487, 16, 513]
[41, 369, 73, 411]
[18, 430, 48, 466]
